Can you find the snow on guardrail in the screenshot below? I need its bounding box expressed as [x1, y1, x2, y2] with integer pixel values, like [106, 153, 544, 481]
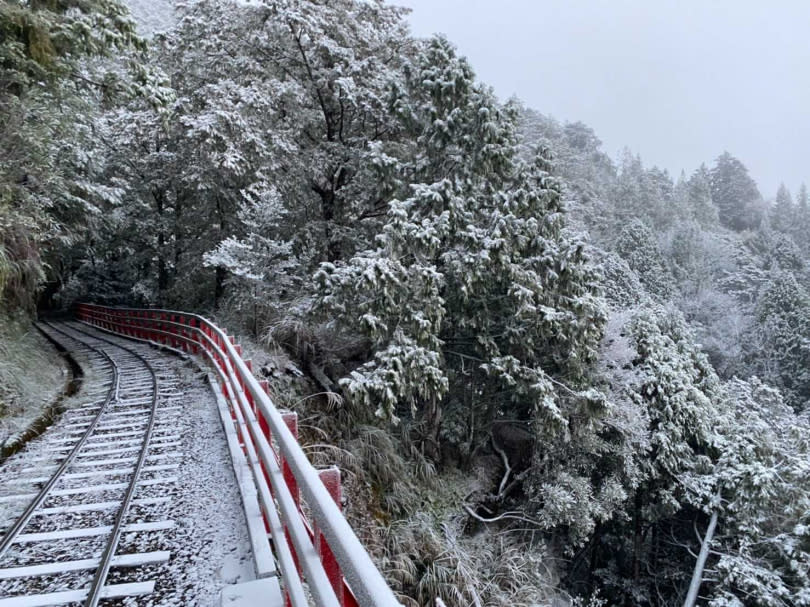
[76, 303, 403, 607]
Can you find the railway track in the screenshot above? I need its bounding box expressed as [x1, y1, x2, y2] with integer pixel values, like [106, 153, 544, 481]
[0, 322, 186, 606]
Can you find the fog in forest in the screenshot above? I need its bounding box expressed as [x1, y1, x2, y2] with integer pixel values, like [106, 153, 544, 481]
[402, 0, 810, 198]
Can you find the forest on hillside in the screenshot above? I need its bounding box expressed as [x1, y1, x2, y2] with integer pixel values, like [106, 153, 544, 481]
[3, 1, 810, 605]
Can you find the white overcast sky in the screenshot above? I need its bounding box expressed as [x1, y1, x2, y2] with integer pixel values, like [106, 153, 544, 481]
[397, 0, 810, 199]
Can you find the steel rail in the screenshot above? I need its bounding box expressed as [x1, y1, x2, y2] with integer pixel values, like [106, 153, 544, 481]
[83, 311, 360, 603]
[61, 322, 161, 607]
[78, 305, 404, 607]
[77, 314, 347, 606]
[76, 317, 314, 607]
[0, 322, 120, 560]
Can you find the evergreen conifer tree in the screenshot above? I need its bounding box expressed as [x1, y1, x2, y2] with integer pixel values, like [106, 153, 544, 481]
[709, 152, 762, 232]
[614, 219, 675, 300]
[687, 164, 719, 228]
[793, 182, 810, 249]
[769, 183, 795, 233]
[318, 36, 606, 459]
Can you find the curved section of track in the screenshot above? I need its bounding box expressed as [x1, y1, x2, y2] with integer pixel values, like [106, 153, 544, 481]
[0, 325, 120, 563]
[0, 322, 179, 606]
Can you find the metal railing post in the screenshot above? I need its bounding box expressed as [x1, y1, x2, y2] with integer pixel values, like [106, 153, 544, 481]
[318, 467, 344, 607]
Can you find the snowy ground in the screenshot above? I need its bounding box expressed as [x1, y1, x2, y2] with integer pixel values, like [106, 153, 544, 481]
[122, 359, 255, 606]
[0, 320, 68, 448]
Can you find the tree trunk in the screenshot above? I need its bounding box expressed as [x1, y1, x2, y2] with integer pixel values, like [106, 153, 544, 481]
[173, 193, 183, 270]
[319, 187, 341, 263]
[214, 195, 227, 308]
[632, 491, 643, 586]
[423, 399, 442, 462]
[313, 169, 347, 263]
[588, 523, 601, 591]
[154, 190, 169, 297]
[682, 509, 718, 607]
[214, 267, 226, 308]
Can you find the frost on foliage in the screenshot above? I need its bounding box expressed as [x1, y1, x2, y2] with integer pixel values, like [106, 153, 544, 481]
[318, 36, 606, 453]
[593, 249, 648, 310]
[590, 305, 810, 604]
[576, 306, 725, 601]
[614, 219, 675, 301]
[203, 183, 298, 316]
[339, 331, 448, 421]
[0, 0, 153, 310]
[530, 307, 721, 551]
[627, 308, 719, 499]
[750, 272, 810, 411]
[91, 0, 414, 310]
[701, 377, 810, 605]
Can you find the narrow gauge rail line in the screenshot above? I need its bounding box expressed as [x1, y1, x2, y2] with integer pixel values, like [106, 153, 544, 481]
[0, 322, 173, 606]
[0, 325, 119, 562]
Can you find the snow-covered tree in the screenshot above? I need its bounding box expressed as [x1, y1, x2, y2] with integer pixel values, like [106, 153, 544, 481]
[517, 107, 616, 240]
[318, 36, 606, 461]
[0, 0, 148, 309]
[610, 151, 677, 231]
[664, 221, 713, 292]
[686, 164, 719, 228]
[750, 272, 810, 410]
[793, 182, 810, 250]
[628, 309, 719, 506]
[704, 377, 810, 605]
[587, 307, 723, 604]
[595, 250, 648, 309]
[710, 152, 763, 232]
[92, 0, 412, 310]
[614, 219, 675, 300]
[769, 182, 795, 233]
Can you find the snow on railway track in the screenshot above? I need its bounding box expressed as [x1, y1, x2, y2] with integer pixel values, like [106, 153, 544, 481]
[0, 321, 251, 606]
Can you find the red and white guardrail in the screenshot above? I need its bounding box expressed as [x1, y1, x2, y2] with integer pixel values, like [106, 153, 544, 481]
[76, 304, 401, 607]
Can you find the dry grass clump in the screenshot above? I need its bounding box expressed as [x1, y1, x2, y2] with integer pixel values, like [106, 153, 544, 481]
[378, 512, 567, 607]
